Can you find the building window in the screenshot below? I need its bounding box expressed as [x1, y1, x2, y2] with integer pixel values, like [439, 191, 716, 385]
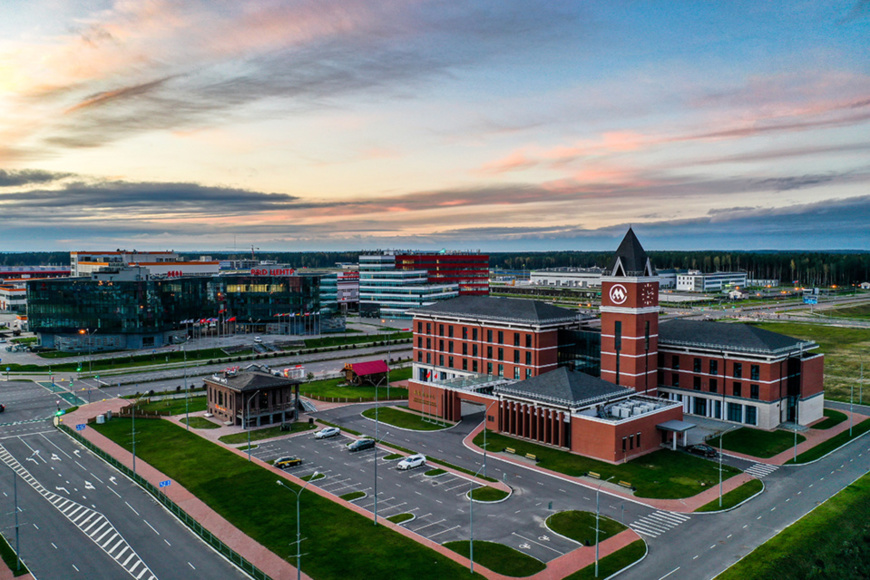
[462, 359, 467, 370]
[750, 384, 759, 400]
[472, 328, 478, 341]
[448, 341, 454, 353]
[658, 353, 665, 366]
[498, 331, 504, 344]
[497, 364, 503, 377]
[526, 368, 532, 379]
[439, 324, 444, 336]
[439, 339, 444, 351]
[514, 351, 520, 363]
[417, 337, 422, 348]
[439, 355, 444, 366]
[526, 352, 532, 365]
[487, 362, 493, 375]
[448, 326, 453, 338]
[672, 373, 679, 387]
[473, 361, 478, 372]
[745, 406, 757, 425]
[694, 398, 706, 416]
[498, 348, 503, 361]
[727, 402, 742, 422]
[733, 362, 742, 378]
[487, 329, 493, 343]
[693, 376, 701, 390]
[526, 334, 532, 348]
[709, 378, 717, 393]
[462, 327, 468, 340]
[417, 322, 423, 333]
[448, 356, 454, 368]
[487, 346, 492, 359]
[462, 343, 468, 355]
[472, 344, 478, 357]
[514, 333, 520, 347]
[622, 437, 627, 452]
[514, 367, 520, 379]
[733, 382, 742, 397]
[751, 365, 760, 380]
[672, 355, 680, 370]
[418, 352, 422, 362]
[693, 358, 702, 373]
[714, 400, 722, 419]
[426, 338, 431, 349]
[710, 360, 718, 376]
[614, 321, 622, 350]
[426, 352, 431, 364]
[426, 323, 431, 334]
[636, 432, 641, 447]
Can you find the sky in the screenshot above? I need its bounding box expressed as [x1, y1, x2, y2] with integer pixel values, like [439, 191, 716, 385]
[1, 0, 869, 253]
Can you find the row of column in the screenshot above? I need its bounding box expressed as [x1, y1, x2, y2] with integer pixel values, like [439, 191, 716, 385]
[499, 401, 566, 448]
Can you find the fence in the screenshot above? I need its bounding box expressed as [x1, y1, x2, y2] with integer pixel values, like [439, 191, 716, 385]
[59, 425, 273, 580]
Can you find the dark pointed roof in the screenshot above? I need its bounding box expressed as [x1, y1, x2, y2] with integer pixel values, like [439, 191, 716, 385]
[609, 227, 655, 277]
[495, 367, 633, 408]
[408, 296, 581, 325]
[658, 319, 817, 356]
[205, 370, 298, 392]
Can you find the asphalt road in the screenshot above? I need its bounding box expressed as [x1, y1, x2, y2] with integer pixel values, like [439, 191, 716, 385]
[0, 381, 249, 580]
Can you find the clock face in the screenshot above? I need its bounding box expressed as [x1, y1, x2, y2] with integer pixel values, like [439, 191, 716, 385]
[641, 283, 656, 306]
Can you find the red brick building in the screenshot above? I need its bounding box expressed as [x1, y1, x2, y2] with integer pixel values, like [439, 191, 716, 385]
[205, 368, 301, 427]
[396, 252, 489, 295]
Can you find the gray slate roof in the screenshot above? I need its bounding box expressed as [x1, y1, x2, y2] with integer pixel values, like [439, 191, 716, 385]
[408, 295, 580, 325]
[206, 370, 298, 392]
[658, 319, 816, 355]
[495, 367, 633, 408]
[609, 227, 655, 277]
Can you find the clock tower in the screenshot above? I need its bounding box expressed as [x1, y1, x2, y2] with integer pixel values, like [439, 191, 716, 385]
[600, 228, 659, 394]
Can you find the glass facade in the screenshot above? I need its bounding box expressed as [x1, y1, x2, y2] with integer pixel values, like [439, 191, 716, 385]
[557, 329, 601, 376]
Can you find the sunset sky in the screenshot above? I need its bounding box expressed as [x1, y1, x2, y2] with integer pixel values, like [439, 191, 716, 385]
[1, 1, 868, 252]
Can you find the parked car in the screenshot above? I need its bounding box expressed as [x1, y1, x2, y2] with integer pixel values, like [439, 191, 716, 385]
[0, 404, 5, 412]
[315, 427, 340, 439]
[687, 444, 718, 458]
[254, 336, 263, 344]
[397, 453, 426, 471]
[347, 438, 375, 452]
[274, 456, 302, 469]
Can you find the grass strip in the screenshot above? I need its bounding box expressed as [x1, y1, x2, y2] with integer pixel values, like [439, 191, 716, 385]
[717, 472, 870, 580]
[361, 406, 450, 431]
[133, 396, 208, 416]
[0, 532, 29, 577]
[424, 469, 446, 477]
[387, 513, 414, 525]
[444, 540, 545, 577]
[300, 376, 409, 402]
[786, 419, 870, 464]
[469, 486, 509, 502]
[93, 418, 483, 580]
[564, 539, 646, 580]
[340, 491, 365, 502]
[383, 454, 402, 460]
[706, 427, 805, 459]
[301, 473, 325, 482]
[180, 417, 220, 429]
[812, 408, 848, 430]
[695, 479, 763, 512]
[475, 431, 738, 499]
[546, 511, 627, 545]
[218, 422, 315, 444]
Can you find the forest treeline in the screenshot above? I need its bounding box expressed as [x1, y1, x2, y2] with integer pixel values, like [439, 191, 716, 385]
[1, 250, 868, 287]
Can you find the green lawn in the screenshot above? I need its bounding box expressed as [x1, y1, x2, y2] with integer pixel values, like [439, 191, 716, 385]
[786, 419, 870, 464]
[444, 541, 546, 577]
[218, 422, 315, 444]
[474, 431, 739, 499]
[180, 417, 220, 429]
[383, 453, 402, 460]
[813, 408, 848, 430]
[546, 511, 627, 546]
[425, 469, 446, 477]
[469, 486, 509, 502]
[748, 322, 870, 403]
[361, 406, 451, 431]
[0, 532, 29, 577]
[133, 396, 208, 416]
[301, 473, 325, 482]
[695, 479, 763, 512]
[300, 376, 408, 401]
[717, 472, 870, 580]
[706, 427, 805, 459]
[340, 491, 365, 502]
[303, 332, 411, 349]
[827, 303, 870, 320]
[387, 513, 414, 525]
[564, 540, 646, 580]
[93, 418, 484, 580]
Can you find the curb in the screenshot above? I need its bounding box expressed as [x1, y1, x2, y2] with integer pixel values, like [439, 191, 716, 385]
[465, 486, 514, 504]
[358, 408, 458, 433]
[779, 426, 870, 467]
[603, 538, 648, 580]
[692, 479, 765, 515]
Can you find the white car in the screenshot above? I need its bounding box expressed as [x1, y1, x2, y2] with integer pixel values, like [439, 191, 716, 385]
[397, 453, 426, 471]
[315, 427, 340, 439]
[254, 336, 263, 344]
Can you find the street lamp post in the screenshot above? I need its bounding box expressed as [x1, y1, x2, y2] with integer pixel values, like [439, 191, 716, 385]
[78, 328, 98, 373]
[247, 389, 262, 461]
[595, 476, 615, 578]
[183, 346, 189, 430]
[469, 464, 486, 575]
[718, 429, 724, 508]
[276, 474, 318, 580]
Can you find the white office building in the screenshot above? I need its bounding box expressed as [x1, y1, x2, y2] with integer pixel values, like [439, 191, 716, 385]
[676, 271, 748, 292]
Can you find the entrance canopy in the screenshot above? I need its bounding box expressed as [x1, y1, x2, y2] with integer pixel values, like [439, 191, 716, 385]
[656, 419, 695, 450]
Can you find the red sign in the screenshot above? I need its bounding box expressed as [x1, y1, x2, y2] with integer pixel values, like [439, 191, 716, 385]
[250, 268, 295, 276]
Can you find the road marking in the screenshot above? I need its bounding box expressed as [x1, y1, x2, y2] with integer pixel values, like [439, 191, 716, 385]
[659, 566, 680, 580]
[144, 520, 159, 535]
[73, 565, 80, 572]
[511, 532, 565, 555]
[693, 555, 698, 560]
[743, 524, 748, 529]
[710, 545, 716, 549]
[52, 542, 58, 550]
[188, 562, 196, 570]
[125, 502, 140, 516]
[108, 487, 122, 498]
[727, 534, 732, 539]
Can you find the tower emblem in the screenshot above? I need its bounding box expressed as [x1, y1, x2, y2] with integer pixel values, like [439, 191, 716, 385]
[609, 284, 628, 305]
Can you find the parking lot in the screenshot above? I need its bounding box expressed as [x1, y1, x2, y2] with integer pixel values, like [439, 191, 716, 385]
[251, 432, 491, 545]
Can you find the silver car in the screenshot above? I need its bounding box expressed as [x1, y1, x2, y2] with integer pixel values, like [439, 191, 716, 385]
[315, 427, 340, 439]
[397, 453, 426, 471]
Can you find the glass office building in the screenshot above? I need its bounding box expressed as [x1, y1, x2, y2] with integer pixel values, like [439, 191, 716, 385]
[27, 270, 338, 352]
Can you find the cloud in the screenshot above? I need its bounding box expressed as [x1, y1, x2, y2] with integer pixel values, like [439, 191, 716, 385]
[0, 169, 70, 187]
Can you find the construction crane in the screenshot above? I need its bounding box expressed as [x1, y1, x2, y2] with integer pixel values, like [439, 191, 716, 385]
[251, 245, 259, 260]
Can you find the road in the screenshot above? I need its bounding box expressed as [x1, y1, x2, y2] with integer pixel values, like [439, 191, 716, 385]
[0, 381, 249, 580]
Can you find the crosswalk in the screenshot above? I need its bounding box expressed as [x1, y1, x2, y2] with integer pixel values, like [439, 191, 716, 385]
[745, 463, 779, 478]
[0, 445, 157, 580]
[629, 510, 690, 538]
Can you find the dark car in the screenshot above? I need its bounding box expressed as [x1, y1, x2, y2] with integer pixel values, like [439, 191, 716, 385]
[688, 444, 717, 458]
[274, 456, 302, 469]
[347, 438, 375, 452]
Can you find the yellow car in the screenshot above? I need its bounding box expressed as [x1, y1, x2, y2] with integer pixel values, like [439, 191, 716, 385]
[274, 456, 302, 469]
